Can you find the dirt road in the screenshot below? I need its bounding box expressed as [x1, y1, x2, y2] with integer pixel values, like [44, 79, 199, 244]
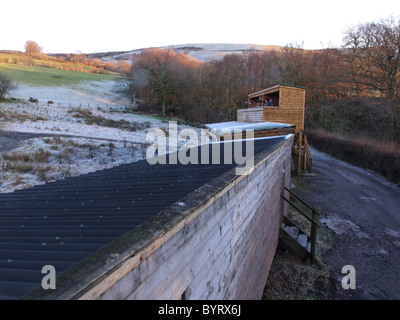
[294, 148, 400, 299]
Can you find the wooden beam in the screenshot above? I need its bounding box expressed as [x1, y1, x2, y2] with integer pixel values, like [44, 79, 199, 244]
[297, 132, 302, 176]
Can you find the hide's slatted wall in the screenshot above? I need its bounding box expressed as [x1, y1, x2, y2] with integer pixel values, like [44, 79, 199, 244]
[237, 107, 263, 123]
[262, 86, 305, 133]
[237, 85, 305, 133]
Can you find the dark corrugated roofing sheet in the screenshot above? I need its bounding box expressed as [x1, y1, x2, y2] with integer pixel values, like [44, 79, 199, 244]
[0, 137, 286, 300]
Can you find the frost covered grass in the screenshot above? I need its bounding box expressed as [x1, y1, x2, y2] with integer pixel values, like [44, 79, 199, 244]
[0, 136, 148, 193]
[0, 81, 200, 193]
[0, 101, 185, 142]
[69, 108, 152, 131]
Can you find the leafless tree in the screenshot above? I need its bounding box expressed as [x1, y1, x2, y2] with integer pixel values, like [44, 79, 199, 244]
[113, 67, 148, 109]
[0, 73, 17, 101]
[278, 43, 310, 86]
[25, 40, 43, 57]
[343, 17, 400, 132]
[129, 49, 175, 116]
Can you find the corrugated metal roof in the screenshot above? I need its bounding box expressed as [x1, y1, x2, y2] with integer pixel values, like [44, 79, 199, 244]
[0, 137, 286, 300]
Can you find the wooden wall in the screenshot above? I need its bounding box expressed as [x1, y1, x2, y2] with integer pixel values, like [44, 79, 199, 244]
[263, 86, 305, 132]
[238, 85, 305, 133]
[37, 137, 293, 300]
[102, 139, 292, 300]
[220, 127, 295, 141]
[237, 107, 263, 123]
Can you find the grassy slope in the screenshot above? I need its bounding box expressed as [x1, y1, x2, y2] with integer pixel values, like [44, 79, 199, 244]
[0, 63, 116, 86]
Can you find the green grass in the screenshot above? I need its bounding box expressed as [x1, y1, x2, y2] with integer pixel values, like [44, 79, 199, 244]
[0, 63, 116, 87]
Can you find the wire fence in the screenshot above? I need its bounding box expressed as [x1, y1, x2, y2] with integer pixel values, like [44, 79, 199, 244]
[22, 99, 135, 112]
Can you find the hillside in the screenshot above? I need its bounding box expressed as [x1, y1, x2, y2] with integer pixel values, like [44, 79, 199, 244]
[1, 43, 285, 66]
[0, 50, 128, 75]
[87, 43, 284, 63]
[0, 62, 115, 87]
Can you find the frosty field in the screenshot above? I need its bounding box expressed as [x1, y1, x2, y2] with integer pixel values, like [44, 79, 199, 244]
[0, 80, 198, 193]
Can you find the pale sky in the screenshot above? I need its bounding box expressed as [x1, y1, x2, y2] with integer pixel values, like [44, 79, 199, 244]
[2, 0, 400, 53]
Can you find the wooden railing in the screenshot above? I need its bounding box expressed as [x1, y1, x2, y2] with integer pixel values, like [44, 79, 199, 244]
[303, 134, 312, 172]
[292, 132, 312, 175]
[281, 186, 320, 263]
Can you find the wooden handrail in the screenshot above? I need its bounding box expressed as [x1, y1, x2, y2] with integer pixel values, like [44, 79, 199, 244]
[281, 187, 320, 263]
[303, 134, 312, 173]
[281, 195, 320, 226]
[284, 187, 318, 216]
[291, 132, 312, 175]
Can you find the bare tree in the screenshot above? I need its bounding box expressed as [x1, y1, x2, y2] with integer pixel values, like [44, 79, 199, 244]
[25, 40, 43, 57]
[130, 49, 178, 116]
[113, 67, 148, 109]
[309, 46, 343, 104]
[278, 43, 310, 86]
[0, 73, 17, 101]
[344, 18, 400, 100]
[343, 16, 400, 132]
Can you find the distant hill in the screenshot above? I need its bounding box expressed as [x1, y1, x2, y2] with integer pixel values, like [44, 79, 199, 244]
[86, 43, 284, 63]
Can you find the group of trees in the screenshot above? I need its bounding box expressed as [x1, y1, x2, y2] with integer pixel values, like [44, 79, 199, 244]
[118, 16, 400, 141]
[1, 41, 130, 75]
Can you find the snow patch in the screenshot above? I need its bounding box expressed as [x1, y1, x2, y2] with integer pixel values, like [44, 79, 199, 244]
[10, 81, 128, 107]
[321, 215, 369, 238]
[0, 81, 201, 193]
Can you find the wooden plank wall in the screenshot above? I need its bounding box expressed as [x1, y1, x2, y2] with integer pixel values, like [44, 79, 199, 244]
[237, 107, 263, 123]
[220, 127, 295, 141]
[77, 137, 293, 300]
[239, 86, 305, 132]
[263, 87, 305, 132]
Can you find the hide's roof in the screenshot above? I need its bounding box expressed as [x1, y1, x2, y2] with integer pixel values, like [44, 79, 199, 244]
[248, 83, 306, 98]
[0, 137, 287, 300]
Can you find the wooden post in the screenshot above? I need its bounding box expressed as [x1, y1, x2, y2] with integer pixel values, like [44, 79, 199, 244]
[297, 131, 303, 176]
[301, 135, 308, 171]
[303, 142, 307, 171]
[310, 208, 318, 263]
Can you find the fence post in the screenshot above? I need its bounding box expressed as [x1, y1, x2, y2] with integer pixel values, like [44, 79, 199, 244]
[310, 208, 318, 263]
[297, 131, 303, 176]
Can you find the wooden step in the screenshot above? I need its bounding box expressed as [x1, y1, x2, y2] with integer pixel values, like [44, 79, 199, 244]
[279, 216, 311, 261]
[282, 224, 299, 239]
[297, 232, 308, 248]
